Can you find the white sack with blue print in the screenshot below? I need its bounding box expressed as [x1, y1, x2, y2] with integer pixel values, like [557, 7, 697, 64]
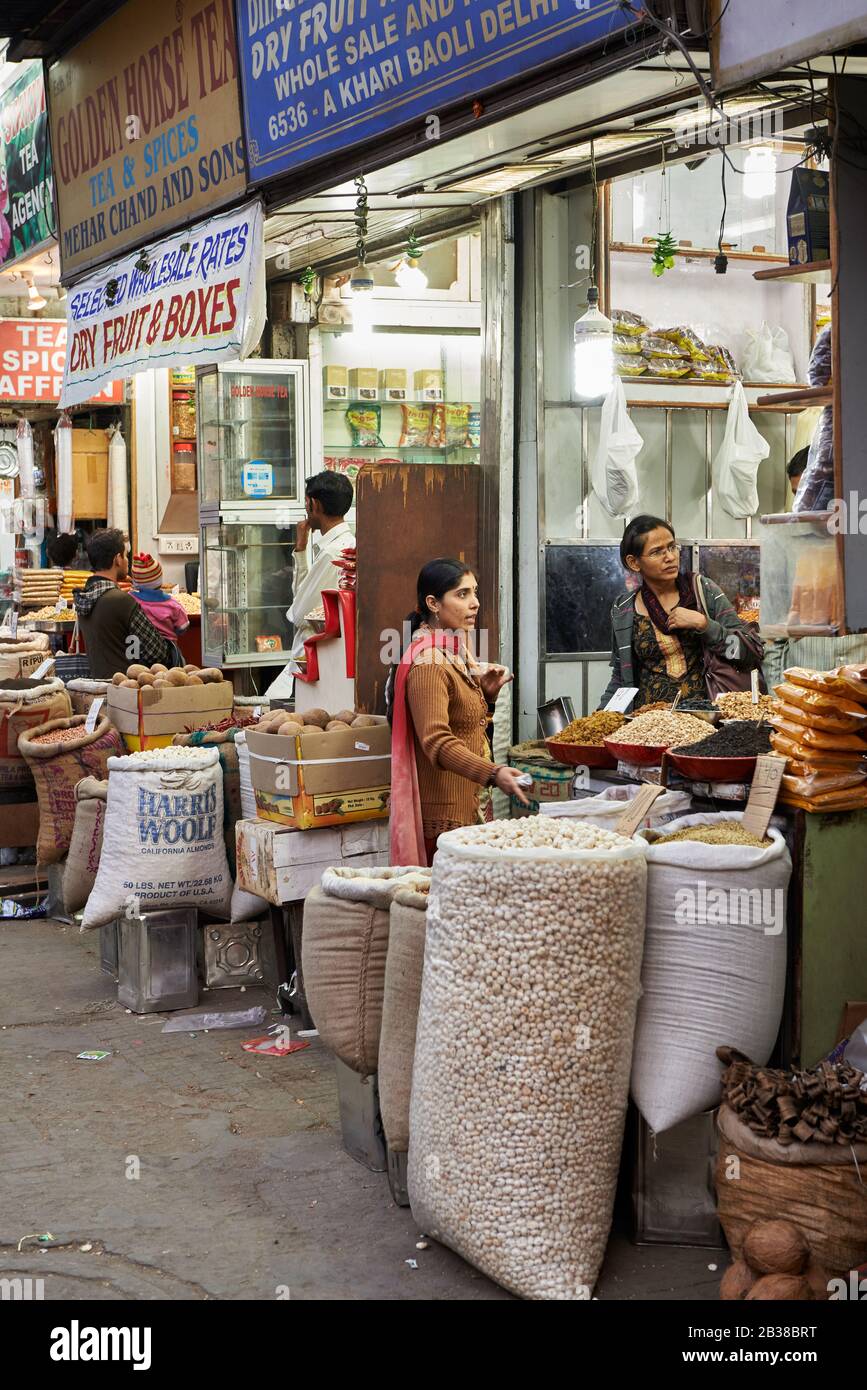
[81, 747, 232, 930]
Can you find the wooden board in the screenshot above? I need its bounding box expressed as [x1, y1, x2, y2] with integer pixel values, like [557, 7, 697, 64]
[355, 463, 481, 714]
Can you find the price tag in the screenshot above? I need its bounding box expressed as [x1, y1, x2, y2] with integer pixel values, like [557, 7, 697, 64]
[253, 705, 262, 719]
[32, 656, 53, 680]
[10, 610, 18, 638]
[172, 585, 180, 596]
[55, 597, 68, 613]
[615, 784, 665, 838]
[750, 670, 760, 704]
[85, 696, 105, 734]
[605, 686, 639, 714]
[741, 755, 786, 842]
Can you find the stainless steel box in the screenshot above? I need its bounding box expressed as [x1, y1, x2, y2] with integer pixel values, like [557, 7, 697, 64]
[100, 920, 119, 978]
[116, 909, 199, 1014]
[631, 1107, 724, 1248]
[201, 916, 277, 990]
[334, 1058, 386, 1172]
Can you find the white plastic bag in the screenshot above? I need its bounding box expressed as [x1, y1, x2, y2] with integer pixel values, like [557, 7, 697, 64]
[713, 382, 770, 519]
[107, 423, 129, 539]
[16, 418, 34, 499]
[742, 323, 796, 384]
[53, 411, 74, 535]
[590, 376, 642, 517]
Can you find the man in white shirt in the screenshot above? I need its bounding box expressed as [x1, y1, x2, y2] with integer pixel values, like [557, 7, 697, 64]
[287, 470, 354, 671]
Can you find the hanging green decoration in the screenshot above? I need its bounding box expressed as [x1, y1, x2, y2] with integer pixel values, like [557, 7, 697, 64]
[405, 229, 423, 262]
[650, 231, 678, 277]
[299, 265, 317, 298]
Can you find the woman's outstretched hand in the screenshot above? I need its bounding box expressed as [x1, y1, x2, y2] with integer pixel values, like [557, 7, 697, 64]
[479, 664, 514, 702]
[494, 766, 530, 806]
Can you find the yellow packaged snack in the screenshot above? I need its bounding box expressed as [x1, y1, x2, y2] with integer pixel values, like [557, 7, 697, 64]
[612, 309, 647, 336]
[615, 354, 649, 377]
[652, 356, 692, 378]
[644, 334, 689, 359]
[613, 333, 644, 355]
[399, 404, 435, 448]
[657, 327, 712, 361]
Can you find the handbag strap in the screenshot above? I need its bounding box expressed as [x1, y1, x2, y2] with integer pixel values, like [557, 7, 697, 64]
[693, 573, 711, 622]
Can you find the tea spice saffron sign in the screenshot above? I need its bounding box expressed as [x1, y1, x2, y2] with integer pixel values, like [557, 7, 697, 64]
[237, 0, 633, 180]
[0, 60, 55, 269]
[47, 0, 248, 278]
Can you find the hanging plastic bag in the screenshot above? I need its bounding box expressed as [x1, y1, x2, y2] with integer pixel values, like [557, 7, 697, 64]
[107, 423, 129, 539]
[590, 375, 642, 517]
[713, 381, 770, 519]
[742, 323, 797, 384]
[16, 418, 34, 499]
[54, 411, 73, 535]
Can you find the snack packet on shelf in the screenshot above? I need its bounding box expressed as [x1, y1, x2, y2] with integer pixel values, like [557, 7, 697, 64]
[346, 404, 383, 447]
[643, 334, 689, 359]
[613, 333, 645, 355]
[615, 354, 649, 377]
[657, 326, 712, 361]
[399, 403, 434, 447]
[612, 309, 647, 337]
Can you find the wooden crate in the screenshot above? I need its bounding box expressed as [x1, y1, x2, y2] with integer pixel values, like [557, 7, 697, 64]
[71, 428, 109, 519]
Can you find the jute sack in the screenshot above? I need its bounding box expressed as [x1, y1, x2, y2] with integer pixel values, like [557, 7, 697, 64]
[631, 812, 790, 1134]
[0, 637, 52, 682]
[81, 747, 232, 930]
[67, 679, 110, 718]
[63, 778, 108, 913]
[715, 1105, 867, 1276]
[302, 867, 430, 1075]
[0, 678, 70, 788]
[19, 715, 123, 864]
[379, 887, 429, 1152]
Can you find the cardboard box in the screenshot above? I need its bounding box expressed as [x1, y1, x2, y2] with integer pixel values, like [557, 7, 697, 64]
[107, 681, 234, 738]
[787, 169, 830, 266]
[247, 719, 391, 830]
[235, 816, 390, 904]
[323, 365, 349, 400]
[507, 742, 575, 818]
[379, 368, 407, 401]
[414, 369, 444, 402]
[71, 428, 109, 519]
[0, 796, 39, 847]
[348, 367, 379, 401]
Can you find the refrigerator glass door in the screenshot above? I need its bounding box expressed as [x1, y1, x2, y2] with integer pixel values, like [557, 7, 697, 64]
[202, 519, 301, 665]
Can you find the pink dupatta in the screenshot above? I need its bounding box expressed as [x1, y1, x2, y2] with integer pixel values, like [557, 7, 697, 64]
[389, 628, 460, 867]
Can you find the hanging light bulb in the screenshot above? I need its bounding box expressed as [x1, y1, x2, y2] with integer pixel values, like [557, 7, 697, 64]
[348, 289, 374, 343]
[394, 229, 427, 292]
[25, 276, 47, 311]
[573, 287, 613, 401]
[743, 145, 777, 200]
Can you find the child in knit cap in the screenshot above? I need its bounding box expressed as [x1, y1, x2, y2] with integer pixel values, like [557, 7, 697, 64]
[130, 553, 190, 642]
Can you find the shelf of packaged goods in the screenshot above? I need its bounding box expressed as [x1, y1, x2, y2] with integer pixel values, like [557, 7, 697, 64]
[753, 260, 832, 285]
[323, 400, 480, 411]
[754, 385, 833, 408]
[322, 444, 480, 452]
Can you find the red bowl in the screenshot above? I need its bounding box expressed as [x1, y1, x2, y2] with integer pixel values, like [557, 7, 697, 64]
[668, 750, 759, 782]
[545, 739, 617, 769]
[603, 738, 669, 766]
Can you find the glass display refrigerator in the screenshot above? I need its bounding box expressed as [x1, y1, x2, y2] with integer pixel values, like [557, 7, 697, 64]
[196, 360, 311, 668]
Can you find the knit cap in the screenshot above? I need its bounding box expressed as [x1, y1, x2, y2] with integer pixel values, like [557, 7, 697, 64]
[131, 552, 163, 588]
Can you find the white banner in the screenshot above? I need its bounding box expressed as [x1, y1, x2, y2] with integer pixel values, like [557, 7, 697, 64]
[60, 200, 266, 409]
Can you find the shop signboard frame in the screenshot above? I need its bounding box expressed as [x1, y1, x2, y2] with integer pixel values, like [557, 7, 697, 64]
[47, 0, 249, 281]
[710, 0, 867, 91]
[0, 60, 55, 271]
[236, 0, 635, 187]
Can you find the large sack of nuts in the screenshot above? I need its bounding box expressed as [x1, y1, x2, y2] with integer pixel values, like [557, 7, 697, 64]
[19, 715, 123, 864]
[173, 729, 242, 871]
[0, 634, 51, 682]
[630, 812, 790, 1134]
[302, 867, 431, 1076]
[408, 818, 648, 1300]
[63, 778, 109, 913]
[379, 886, 429, 1153]
[0, 678, 71, 788]
[715, 1105, 867, 1276]
[81, 746, 232, 930]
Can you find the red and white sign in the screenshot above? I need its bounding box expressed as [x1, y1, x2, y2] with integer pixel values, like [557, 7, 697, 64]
[0, 318, 123, 403]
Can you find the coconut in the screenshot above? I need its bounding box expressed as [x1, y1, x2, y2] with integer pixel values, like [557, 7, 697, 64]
[127, 664, 148, 679]
[278, 721, 304, 736]
[326, 720, 351, 732]
[351, 714, 379, 728]
[742, 1220, 809, 1276]
[719, 1260, 756, 1301]
[745, 1274, 812, 1301]
[165, 669, 190, 686]
[334, 709, 356, 725]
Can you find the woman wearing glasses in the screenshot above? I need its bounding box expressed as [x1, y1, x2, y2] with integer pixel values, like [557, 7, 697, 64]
[600, 515, 764, 708]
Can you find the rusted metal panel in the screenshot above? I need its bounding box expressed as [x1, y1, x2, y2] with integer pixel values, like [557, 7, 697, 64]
[355, 463, 480, 714]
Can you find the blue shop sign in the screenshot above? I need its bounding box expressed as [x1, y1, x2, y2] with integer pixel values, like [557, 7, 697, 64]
[238, 0, 634, 181]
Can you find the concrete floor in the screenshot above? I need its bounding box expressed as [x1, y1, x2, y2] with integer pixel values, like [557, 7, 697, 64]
[0, 917, 724, 1301]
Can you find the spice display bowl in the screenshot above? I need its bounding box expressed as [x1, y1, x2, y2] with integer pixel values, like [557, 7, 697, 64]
[545, 739, 618, 769]
[603, 738, 669, 766]
[668, 750, 758, 782]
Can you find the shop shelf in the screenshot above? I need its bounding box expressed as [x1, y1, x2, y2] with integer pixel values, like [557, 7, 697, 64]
[610, 242, 789, 265]
[323, 399, 480, 410]
[753, 261, 832, 285]
[754, 385, 833, 408]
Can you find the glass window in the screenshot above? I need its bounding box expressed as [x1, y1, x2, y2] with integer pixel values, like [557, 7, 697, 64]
[217, 371, 299, 502]
[203, 522, 298, 663]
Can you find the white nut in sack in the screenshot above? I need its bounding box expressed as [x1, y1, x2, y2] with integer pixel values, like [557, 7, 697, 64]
[81, 746, 232, 929]
[408, 818, 648, 1300]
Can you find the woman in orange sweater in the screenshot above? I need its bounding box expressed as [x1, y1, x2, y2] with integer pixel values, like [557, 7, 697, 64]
[389, 558, 529, 866]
